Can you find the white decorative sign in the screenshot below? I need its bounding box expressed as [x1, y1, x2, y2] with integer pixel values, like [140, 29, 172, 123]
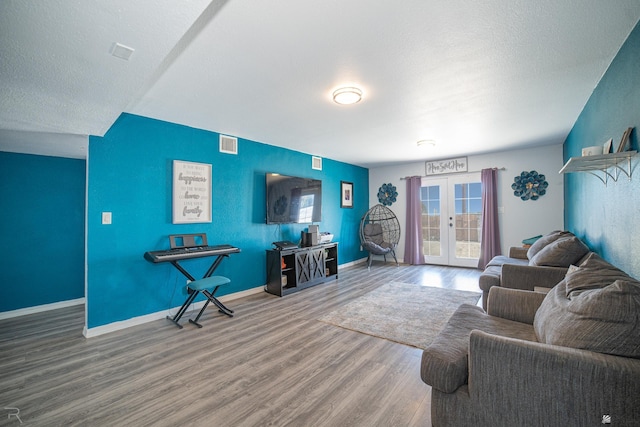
[425, 157, 468, 176]
[172, 160, 212, 224]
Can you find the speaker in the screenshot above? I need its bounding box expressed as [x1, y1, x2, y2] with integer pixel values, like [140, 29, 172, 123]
[301, 231, 318, 247]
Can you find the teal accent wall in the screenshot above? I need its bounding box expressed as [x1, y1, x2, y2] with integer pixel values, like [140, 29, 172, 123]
[87, 113, 368, 328]
[0, 152, 85, 312]
[564, 21, 640, 278]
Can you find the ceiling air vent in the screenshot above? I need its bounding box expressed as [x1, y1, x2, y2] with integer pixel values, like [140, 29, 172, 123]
[219, 135, 238, 154]
[312, 156, 322, 170]
[110, 42, 135, 61]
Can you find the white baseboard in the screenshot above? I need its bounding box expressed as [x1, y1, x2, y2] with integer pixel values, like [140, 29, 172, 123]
[340, 258, 367, 268]
[83, 285, 264, 338]
[0, 298, 85, 321]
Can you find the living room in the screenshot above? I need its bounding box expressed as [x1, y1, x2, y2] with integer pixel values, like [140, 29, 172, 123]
[1, 2, 639, 425]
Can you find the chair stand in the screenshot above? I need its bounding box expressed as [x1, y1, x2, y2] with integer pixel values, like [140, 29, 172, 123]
[167, 276, 233, 329]
[366, 250, 398, 269]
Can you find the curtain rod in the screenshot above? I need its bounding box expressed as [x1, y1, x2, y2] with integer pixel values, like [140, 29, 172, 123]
[400, 167, 506, 180]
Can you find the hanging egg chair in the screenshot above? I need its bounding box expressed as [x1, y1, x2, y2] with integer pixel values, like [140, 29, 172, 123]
[359, 204, 401, 269]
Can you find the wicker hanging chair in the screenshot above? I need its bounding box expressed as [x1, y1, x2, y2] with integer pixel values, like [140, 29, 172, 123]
[359, 204, 401, 268]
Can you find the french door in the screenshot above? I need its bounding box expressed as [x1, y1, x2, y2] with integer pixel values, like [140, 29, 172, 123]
[420, 173, 482, 267]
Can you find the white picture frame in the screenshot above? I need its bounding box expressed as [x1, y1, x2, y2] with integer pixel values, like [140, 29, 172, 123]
[172, 160, 212, 224]
[617, 127, 633, 153]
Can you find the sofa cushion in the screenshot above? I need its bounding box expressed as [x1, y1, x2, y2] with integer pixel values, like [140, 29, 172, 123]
[529, 235, 589, 267]
[533, 260, 640, 358]
[421, 304, 537, 393]
[362, 240, 392, 254]
[526, 230, 571, 260]
[485, 255, 528, 268]
[363, 223, 385, 245]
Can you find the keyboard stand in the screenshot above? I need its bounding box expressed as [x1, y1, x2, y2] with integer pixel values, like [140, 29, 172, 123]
[166, 284, 199, 329]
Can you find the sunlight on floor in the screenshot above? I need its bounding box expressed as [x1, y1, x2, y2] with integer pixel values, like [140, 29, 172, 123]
[417, 266, 481, 293]
[419, 272, 443, 288]
[451, 274, 481, 292]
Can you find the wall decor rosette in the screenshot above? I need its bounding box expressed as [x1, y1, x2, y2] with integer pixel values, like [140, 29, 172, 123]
[511, 170, 548, 201]
[377, 183, 398, 206]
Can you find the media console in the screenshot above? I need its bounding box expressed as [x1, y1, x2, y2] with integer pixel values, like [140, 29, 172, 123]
[265, 243, 338, 296]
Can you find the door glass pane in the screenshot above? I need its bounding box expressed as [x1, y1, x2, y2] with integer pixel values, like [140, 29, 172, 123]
[454, 182, 482, 259]
[469, 182, 482, 198]
[420, 185, 441, 256]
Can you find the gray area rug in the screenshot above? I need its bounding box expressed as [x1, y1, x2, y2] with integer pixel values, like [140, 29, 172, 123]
[318, 282, 481, 349]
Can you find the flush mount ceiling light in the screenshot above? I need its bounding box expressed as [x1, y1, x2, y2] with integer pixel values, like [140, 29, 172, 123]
[417, 139, 436, 147]
[332, 86, 363, 105]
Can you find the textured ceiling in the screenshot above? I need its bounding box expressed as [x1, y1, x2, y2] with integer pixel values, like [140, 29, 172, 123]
[1, 0, 639, 166]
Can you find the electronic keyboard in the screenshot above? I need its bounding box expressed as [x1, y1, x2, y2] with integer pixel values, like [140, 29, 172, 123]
[144, 244, 240, 263]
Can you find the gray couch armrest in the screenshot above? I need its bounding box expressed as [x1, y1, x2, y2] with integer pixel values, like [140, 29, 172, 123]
[467, 330, 640, 426]
[486, 287, 546, 324]
[508, 246, 528, 259]
[501, 263, 567, 291]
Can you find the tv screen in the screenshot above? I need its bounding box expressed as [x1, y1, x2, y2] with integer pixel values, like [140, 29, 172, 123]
[266, 173, 322, 224]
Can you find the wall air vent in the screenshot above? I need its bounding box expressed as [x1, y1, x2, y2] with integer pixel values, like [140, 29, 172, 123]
[219, 135, 238, 154]
[312, 156, 322, 170]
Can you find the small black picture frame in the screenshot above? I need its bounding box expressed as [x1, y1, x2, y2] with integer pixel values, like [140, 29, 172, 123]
[340, 181, 353, 208]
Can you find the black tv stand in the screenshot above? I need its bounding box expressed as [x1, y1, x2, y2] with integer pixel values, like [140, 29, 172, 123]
[265, 243, 338, 296]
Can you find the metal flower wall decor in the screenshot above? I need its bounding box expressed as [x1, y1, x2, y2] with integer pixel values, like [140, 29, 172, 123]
[377, 183, 398, 206]
[512, 170, 548, 201]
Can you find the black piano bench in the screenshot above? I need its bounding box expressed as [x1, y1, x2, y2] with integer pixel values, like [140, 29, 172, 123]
[166, 275, 234, 329]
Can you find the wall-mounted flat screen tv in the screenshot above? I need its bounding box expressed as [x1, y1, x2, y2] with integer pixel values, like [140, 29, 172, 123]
[266, 173, 322, 224]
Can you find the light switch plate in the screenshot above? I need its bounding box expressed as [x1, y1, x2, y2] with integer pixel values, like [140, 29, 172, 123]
[102, 212, 112, 224]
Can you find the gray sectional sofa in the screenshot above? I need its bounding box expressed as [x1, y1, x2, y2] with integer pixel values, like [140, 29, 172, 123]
[478, 230, 590, 309]
[421, 252, 640, 426]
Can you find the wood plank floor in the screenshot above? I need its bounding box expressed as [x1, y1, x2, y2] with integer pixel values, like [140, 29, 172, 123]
[0, 262, 481, 427]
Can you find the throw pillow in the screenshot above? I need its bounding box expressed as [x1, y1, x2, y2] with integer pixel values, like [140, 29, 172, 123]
[565, 252, 630, 295]
[529, 235, 589, 267]
[566, 264, 580, 275]
[534, 278, 640, 358]
[526, 230, 572, 260]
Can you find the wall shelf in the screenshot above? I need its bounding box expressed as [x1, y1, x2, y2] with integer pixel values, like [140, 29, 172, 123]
[559, 151, 637, 185]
